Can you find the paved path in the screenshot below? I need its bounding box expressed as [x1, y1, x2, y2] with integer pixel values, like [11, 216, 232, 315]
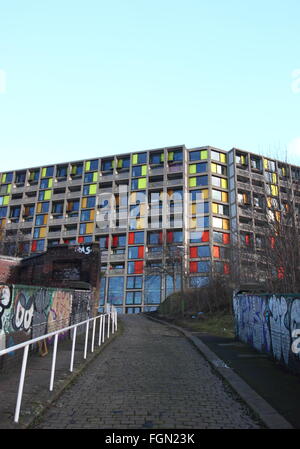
[32, 315, 263, 429]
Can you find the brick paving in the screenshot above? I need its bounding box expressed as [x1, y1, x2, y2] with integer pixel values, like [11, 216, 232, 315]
[32, 315, 263, 429]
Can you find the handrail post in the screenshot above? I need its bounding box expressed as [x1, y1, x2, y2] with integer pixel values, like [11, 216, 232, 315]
[50, 334, 58, 391]
[14, 345, 29, 423]
[107, 311, 110, 339]
[102, 314, 105, 343]
[91, 317, 96, 352]
[84, 320, 89, 359]
[98, 314, 103, 346]
[70, 326, 77, 372]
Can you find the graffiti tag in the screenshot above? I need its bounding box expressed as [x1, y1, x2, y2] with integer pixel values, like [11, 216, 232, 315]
[75, 245, 92, 255]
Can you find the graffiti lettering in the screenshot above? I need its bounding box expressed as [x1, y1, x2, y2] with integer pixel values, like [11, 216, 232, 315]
[75, 245, 92, 255]
[292, 329, 300, 355]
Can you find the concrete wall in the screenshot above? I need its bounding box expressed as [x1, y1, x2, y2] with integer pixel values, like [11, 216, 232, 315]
[0, 283, 92, 368]
[233, 294, 300, 374]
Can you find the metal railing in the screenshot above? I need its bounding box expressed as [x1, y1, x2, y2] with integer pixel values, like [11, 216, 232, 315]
[0, 305, 117, 424]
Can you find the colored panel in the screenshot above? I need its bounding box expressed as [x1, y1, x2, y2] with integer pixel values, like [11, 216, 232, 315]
[141, 165, 147, 176]
[48, 178, 53, 188]
[221, 191, 228, 202]
[223, 219, 230, 230]
[85, 161, 91, 171]
[189, 164, 196, 174]
[3, 196, 9, 205]
[86, 222, 94, 234]
[138, 178, 147, 189]
[128, 232, 135, 244]
[220, 153, 226, 163]
[190, 247, 197, 258]
[41, 168, 47, 177]
[212, 203, 218, 214]
[89, 184, 97, 195]
[1, 174, 6, 183]
[263, 158, 268, 169]
[167, 231, 173, 243]
[213, 246, 220, 258]
[189, 177, 196, 187]
[224, 263, 230, 274]
[132, 154, 138, 164]
[190, 218, 196, 228]
[138, 246, 144, 258]
[93, 172, 98, 182]
[44, 190, 52, 200]
[40, 227, 47, 238]
[168, 152, 174, 161]
[200, 150, 208, 160]
[190, 262, 198, 273]
[134, 261, 143, 274]
[223, 233, 230, 244]
[7, 184, 11, 193]
[90, 210, 95, 220]
[136, 218, 144, 229]
[82, 197, 87, 208]
[202, 231, 209, 242]
[221, 178, 228, 189]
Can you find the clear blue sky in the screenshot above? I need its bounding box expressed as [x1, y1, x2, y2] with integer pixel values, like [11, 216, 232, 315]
[0, 0, 300, 171]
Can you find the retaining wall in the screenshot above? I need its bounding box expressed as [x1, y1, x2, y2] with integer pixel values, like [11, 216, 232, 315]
[233, 293, 300, 374]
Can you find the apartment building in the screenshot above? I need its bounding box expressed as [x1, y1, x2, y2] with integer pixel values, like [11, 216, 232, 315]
[0, 145, 296, 313]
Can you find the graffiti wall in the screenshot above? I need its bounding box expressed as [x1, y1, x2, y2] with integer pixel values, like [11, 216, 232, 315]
[0, 284, 93, 355]
[233, 294, 300, 374]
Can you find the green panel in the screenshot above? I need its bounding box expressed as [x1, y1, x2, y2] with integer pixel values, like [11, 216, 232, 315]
[85, 161, 91, 171]
[93, 172, 98, 182]
[132, 154, 138, 165]
[189, 177, 196, 187]
[44, 190, 52, 200]
[3, 195, 9, 205]
[160, 153, 164, 162]
[7, 184, 11, 193]
[168, 152, 174, 161]
[111, 160, 115, 168]
[48, 178, 53, 188]
[89, 184, 97, 195]
[71, 165, 77, 175]
[189, 164, 196, 174]
[117, 159, 123, 168]
[41, 168, 47, 177]
[138, 178, 147, 189]
[200, 150, 208, 160]
[1, 174, 6, 183]
[141, 165, 147, 176]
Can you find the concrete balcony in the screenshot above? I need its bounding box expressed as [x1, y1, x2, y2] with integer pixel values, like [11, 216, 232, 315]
[48, 231, 62, 238]
[109, 253, 126, 261]
[236, 168, 250, 177]
[9, 198, 23, 205]
[11, 185, 25, 194]
[52, 192, 67, 200]
[99, 173, 114, 182]
[66, 191, 82, 199]
[24, 184, 38, 192]
[168, 164, 183, 173]
[62, 230, 77, 237]
[149, 166, 164, 176]
[149, 181, 164, 189]
[108, 269, 125, 275]
[167, 178, 183, 186]
[49, 217, 66, 225]
[67, 177, 83, 186]
[115, 172, 129, 180]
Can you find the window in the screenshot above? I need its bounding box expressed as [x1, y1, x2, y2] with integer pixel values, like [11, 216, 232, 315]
[57, 166, 68, 178]
[1, 172, 13, 183]
[150, 153, 164, 164]
[144, 276, 161, 304]
[189, 163, 207, 174]
[190, 189, 209, 201]
[83, 184, 97, 195]
[190, 261, 211, 273]
[212, 190, 228, 202]
[190, 230, 209, 243]
[211, 176, 228, 189]
[0, 207, 7, 218]
[85, 160, 99, 171]
[213, 231, 230, 245]
[132, 153, 147, 164]
[108, 277, 124, 305]
[79, 222, 94, 234]
[35, 214, 47, 226]
[127, 276, 143, 289]
[189, 176, 208, 187]
[127, 261, 144, 274]
[211, 163, 227, 175]
[189, 150, 208, 161]
[190, 246, 210, 258]
[128, 231, 144, 244]
[211, 151, 226, 163]
[190, 202, 209, 214]
[128, 246, 144, 259]
[126, 292, 142, 305]
[41, 166, 54, 178]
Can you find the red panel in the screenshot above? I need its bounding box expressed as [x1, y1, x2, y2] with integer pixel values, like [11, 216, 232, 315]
[105, 236, 109, 248]
[245, 234, 251, 246]
[190, 262, 198, 273]
[190, 247, 197, 258]
[159, 232, 163, 244]
[202, 231, 209, 242]
[112, 235, 118, 247]
[134, 261, 143, 274]
[128, 232, 135, 244]
[138, 246, 144, 258]
[224, 263, 230, 274]
[270, 237, 275, 249]
[31, 241, 37, 252]
[223, 233, 230, 244]
[78, 236, 84, 243]
[213, 246, 220, 258]
[167, 231, 173, 243]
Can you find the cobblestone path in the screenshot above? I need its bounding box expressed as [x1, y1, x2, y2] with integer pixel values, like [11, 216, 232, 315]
[33, 315, 262, 429]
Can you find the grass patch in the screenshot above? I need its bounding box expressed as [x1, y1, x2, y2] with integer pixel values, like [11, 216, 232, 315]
[172, 312, 235, 338]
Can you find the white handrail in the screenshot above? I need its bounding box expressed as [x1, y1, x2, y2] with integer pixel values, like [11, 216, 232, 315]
[0, 305, 117, 424]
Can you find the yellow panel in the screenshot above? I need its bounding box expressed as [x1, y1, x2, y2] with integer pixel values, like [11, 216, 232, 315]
[190, 204, 196, 215]
[43, 214, 48, 224]
[263, 158, 268, 169]
[85, 161, 91, 171]
[211, 163, 217, 173]
[223, 219, 230, 230]
[130, 192, 136, 204]
[40, 227, 47, 238]
[220, 153, 226, 163]
[189, 177, 196, 187]
[221, 191, 228, 202]
[41, 168, 47, 177]
[82, 197, 87, 208]
[90, 210, 95, 220]
[86, 222, 94, 234]
[140, 204, 147, 216]
[132, 154, 138, 165]
[200, 150, 208, 160]
[190, 218, 196, 228]
[221, 178, 228, 189]
[137, 218, 145, 229]
[189, 164, 196, 174]
[212, 203, 218, 214]
[37, 203, 42, 213]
